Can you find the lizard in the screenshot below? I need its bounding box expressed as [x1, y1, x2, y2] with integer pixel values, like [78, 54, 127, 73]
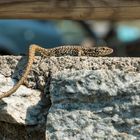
[0, 44, 113, 99]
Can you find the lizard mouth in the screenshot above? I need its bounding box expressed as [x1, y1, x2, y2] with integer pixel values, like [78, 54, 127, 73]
[107, 48, 113, 55]
[103, 47, 113, 55]
[99, 47, 113, 56]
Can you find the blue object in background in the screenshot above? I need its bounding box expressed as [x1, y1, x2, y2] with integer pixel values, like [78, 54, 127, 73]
[117, 25, 140, 42]
[0, 20, 63, 55]
[0, 20, 94, 55]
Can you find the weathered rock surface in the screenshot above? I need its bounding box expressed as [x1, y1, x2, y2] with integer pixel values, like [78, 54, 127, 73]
[0, 56, 139, 140]
[47, 69, 140, 140]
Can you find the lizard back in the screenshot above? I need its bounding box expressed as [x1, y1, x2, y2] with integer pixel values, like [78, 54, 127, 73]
[38, 45, 113, 57]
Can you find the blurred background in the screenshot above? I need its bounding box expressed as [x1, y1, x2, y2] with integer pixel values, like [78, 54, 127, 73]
[0, 19, 140, 56]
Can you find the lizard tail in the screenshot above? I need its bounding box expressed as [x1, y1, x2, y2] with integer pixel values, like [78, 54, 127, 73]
[0, 44, 37, 99]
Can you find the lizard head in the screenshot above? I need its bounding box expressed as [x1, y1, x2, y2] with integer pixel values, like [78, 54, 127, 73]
[96, 47, 113, 56]
[81, 46, 113, 56]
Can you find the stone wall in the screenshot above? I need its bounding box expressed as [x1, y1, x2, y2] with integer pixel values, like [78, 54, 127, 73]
[0, 56, 140, 140]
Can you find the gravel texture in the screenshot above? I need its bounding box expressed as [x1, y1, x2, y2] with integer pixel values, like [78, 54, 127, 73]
[0, 56, 139, 140]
